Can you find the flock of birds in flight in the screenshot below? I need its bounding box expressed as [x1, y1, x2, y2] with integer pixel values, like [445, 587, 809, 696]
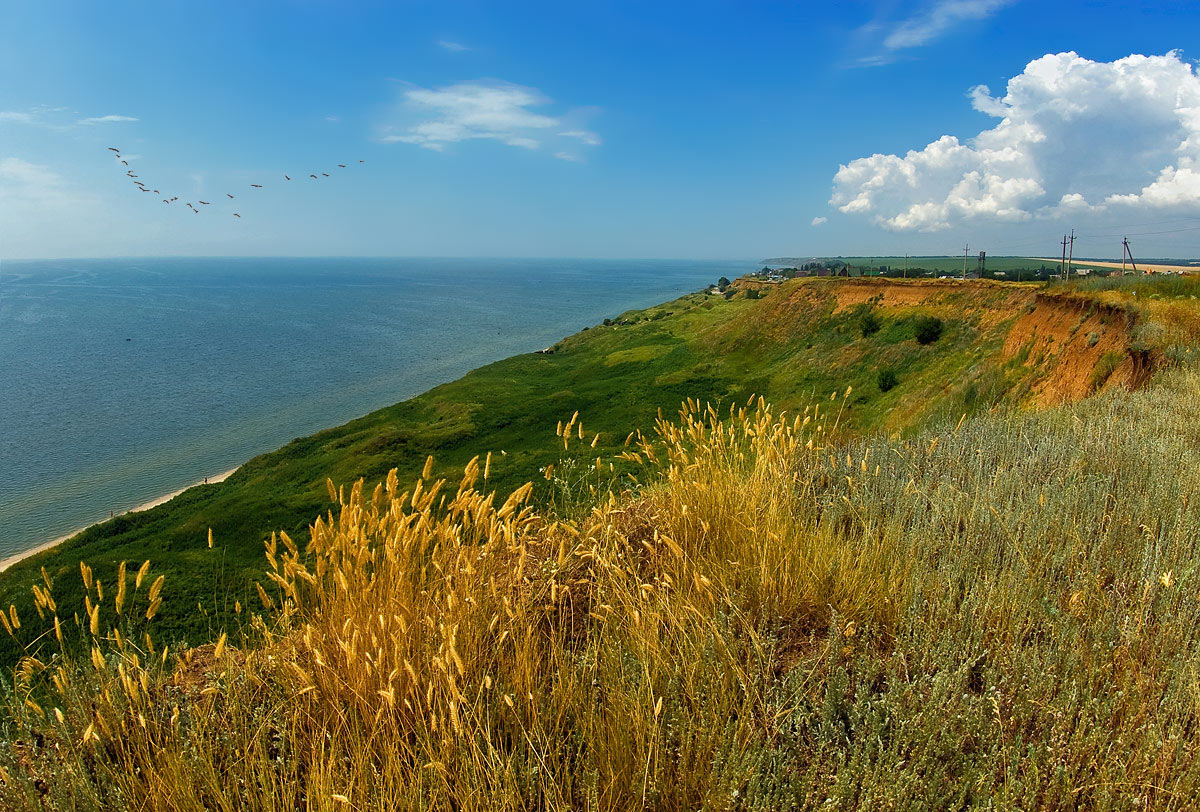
[106, 146, 364, 219]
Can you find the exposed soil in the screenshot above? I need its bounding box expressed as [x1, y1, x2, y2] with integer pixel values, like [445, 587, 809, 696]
[1002, 292, 1140, 404]
[746, 278, 1150, 408]
[826, 278, 963, 313]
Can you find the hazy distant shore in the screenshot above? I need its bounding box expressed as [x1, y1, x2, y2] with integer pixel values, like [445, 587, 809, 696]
[0, 466, 241, 573]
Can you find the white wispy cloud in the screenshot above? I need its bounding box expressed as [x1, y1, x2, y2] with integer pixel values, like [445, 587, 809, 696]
[830, 51, 1200, 231]
[811, 216, 828, 226]
[380, 79, 600, 158]
[0, 157, 99, 216]
[0, 109, 138, 129]
[857, 0, 1014, 66]
[884, 0, 1012, 49]
[558, 129, 602, 146]
[437, 39, 470, 52]
[77, 114, 138, 125]
[0, 157, 60, 186]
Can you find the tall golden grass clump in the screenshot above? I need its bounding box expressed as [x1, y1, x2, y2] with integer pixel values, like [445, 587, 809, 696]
[2, 395, 898, 810]
[4, 374, 1200, 809]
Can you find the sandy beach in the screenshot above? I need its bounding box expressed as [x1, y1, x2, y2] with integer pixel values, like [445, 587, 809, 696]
[0, 466, 241, 573]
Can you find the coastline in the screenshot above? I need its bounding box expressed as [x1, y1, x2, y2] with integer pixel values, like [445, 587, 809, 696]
[0, 466, 241, 573]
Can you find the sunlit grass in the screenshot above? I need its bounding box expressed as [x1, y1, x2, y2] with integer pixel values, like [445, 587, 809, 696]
[4, 366, 1200, 808]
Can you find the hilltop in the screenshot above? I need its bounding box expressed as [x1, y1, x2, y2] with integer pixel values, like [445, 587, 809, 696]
[0, 276, 1162, 653]
[4, 273, 1200, 809]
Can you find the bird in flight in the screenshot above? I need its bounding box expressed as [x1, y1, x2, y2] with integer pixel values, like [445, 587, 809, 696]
[106, 146, 366, 223]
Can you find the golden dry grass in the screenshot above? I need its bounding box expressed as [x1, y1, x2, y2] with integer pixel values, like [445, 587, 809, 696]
[4, 372, 1200, 809]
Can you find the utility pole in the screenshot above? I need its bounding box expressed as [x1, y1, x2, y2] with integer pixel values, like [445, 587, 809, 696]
[1067, 229, 1075, 282]
[1123, 237, 1139, 274]
[963, 244, 969, 280]
[904, 253, 909, 279]
[1060, 235, 1068, 282]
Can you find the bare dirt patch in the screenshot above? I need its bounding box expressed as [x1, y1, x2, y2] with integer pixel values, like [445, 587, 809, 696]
[1003, 293, 1139, 404]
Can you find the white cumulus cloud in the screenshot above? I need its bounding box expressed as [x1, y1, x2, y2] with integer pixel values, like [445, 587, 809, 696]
[811, 216, 828, 226]
[380, 79, 600, 157]
[831, 51, 1200, 231]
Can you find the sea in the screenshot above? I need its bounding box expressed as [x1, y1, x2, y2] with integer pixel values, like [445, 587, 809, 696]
[0, 257, 751, 559]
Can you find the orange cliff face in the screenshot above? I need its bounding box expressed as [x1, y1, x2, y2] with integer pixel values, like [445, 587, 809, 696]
[1002, 292, 1146, 405]
[727, 276, 1155, 410]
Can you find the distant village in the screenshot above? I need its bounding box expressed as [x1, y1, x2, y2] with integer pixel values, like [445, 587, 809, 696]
[753, 259, 1084, 282]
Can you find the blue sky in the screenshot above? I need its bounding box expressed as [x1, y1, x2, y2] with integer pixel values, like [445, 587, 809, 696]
[3, 0, 1200, 260]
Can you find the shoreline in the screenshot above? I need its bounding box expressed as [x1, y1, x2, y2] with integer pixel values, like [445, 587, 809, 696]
[0, 466, 241, 573]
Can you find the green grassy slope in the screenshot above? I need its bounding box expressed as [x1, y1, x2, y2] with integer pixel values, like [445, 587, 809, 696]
[0, 277, 1113, 658]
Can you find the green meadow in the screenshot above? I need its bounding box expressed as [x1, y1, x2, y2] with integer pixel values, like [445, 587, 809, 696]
[0, 277, 1051, 653]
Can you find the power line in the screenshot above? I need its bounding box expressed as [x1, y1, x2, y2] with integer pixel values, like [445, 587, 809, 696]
[1080, 224, 1200, 239]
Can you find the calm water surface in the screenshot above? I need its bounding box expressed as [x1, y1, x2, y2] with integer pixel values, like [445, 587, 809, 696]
[0, 257, 749, 557]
